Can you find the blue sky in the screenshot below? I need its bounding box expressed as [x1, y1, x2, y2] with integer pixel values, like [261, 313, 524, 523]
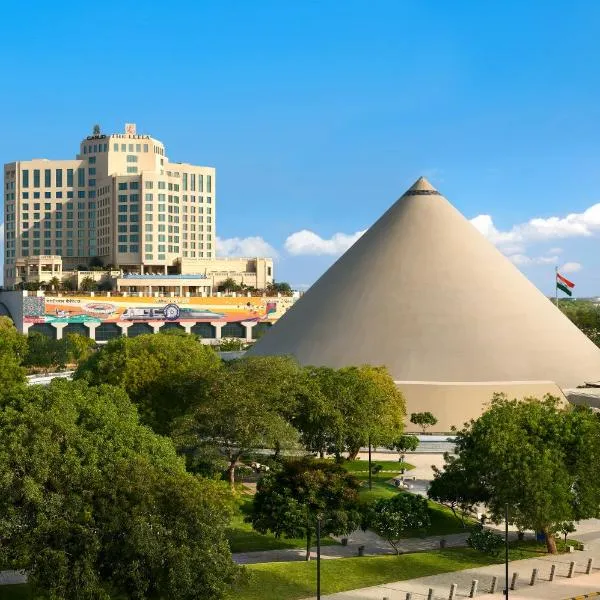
[2, 1, 600, 295]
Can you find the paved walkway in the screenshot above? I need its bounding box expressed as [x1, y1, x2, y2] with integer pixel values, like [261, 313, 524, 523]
[303, 523, 600, 599]
[233, 531, 471, 565]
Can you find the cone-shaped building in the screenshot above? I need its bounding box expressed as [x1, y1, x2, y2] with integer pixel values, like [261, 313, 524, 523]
[249, 177, 600, 430]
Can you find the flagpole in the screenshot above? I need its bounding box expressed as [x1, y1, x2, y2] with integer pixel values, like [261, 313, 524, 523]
[555, 266, 559, 307]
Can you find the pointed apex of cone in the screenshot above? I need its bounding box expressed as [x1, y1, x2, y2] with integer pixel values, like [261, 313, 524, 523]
[406, 176, 440, 195]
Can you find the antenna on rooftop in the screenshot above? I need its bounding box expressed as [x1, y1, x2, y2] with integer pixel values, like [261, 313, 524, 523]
[93, 124, 101, 136]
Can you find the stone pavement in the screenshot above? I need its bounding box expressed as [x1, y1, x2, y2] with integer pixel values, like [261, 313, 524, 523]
[305, 524, 600, 600]
[233, 531, 471, 565]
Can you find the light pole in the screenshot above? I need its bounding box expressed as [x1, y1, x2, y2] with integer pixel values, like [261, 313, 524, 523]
[316, 515, 322, 600]
[505, 503, 509, 599]
[368, 434, 372, 491]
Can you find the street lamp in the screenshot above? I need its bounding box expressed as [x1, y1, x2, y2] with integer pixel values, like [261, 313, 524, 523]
[316, 515, 322, 600]
[505, 503, 509, 599]
[368, 434, 372, 491]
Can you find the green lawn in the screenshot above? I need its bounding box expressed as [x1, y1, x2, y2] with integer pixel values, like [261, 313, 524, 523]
[227, 495, 338, 553]
[229, 541, 557, 600]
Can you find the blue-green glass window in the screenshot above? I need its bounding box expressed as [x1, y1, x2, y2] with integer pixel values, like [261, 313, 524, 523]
[33, 170, 40, 188]
[55, 169, 63, 187]
[22, 169, 29, 188]
[77, 168, 85, 187]
[44, 169, 51, 187]
[67, 169, 74, 187]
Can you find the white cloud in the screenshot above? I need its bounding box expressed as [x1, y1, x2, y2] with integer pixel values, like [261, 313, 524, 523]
[549, 247, 563, 255]
[560, 262, 583, 274]
[216, 236, 278, 258]
[470, 203, 600, 246]
[0, 223, 4, 246]
[508, 254, 560, 266]
[284, 229, 366, 256]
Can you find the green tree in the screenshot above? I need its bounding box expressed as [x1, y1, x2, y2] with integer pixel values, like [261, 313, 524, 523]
[79, 276, 98, 291]
[47, 276, 61, 291]
[0, 379, 241, 599]
[389, 434, 420, 454]
[410, 411, 438, 434]
[217, 337, 245, 351]
[24, 332, 67, 370]
[174, 358, 301, 488]
[364, 493, 431, 554]
[248, 458, 363, 560]
[218, 277, 240, 293]
[428, 454, 487, 525]
[0, 316, 27, 391]
[467, 525, 504, 556]
[293, 365, 406, 459]
[74, 334, 221, 434]
[432, 394, 600, 553]
[63, 333, 96, 364]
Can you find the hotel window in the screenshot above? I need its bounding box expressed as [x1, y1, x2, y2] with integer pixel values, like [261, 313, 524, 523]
[119, 245, 127, 252]
[121, 144, 126, 152]
[118, 183, 127, 190]
[33, 170, 40, 188]
[198, 175, 203, 192]
[130, 182, 139, 189]
[78, 168, 85, 186]
[182, 173, 188, 190]
[143, 144, 148, 152]
[114, 143, 119, 152]
[128, 144, 133, 152]
[89, 168, 96, 175]
[88, 179, 96, 187]
[136, 144, 141, 152]
[127, 155, 137, 163]
[44, 169, 51, 187]
[207, 175, 212, 193]
[45, 192, 51, 199]
[145, 181, 153, 189]
[118, 215, 127, 222]
[55, 169, 63, 187]
[88, 156, 96, 164]
[130, 224, 139, 232]
[67, 169, 74, 186]
[22, 170, 29, 187]
[158, 181, 165, 189]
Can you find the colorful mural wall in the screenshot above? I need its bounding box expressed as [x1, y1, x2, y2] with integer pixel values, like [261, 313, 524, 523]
[23, 295, 294, 325]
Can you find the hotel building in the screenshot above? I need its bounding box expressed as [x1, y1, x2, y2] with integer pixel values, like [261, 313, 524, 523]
[3, 124, 272, 293]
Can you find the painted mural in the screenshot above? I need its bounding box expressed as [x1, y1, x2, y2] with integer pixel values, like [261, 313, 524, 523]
[23, 295, 294, 324]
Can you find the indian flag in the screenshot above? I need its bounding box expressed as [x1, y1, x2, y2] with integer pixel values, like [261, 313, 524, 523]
[556, 272, 575, 297]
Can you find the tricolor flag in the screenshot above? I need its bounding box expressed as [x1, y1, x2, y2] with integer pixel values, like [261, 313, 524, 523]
[556, 272, 575, 297]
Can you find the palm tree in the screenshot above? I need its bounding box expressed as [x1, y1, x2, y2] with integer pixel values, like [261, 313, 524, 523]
[218, 277, 240, 293]
[48, 276, 61, 292]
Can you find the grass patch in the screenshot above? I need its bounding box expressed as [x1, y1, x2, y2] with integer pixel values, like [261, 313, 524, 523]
[227, 495, 338, 553]
[230, 541, 555, 600]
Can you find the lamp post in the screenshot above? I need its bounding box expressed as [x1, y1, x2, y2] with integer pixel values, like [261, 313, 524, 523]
[505, 503, 509, 599]
[368, 434, 372, 491]
[316, 515, 322, 600]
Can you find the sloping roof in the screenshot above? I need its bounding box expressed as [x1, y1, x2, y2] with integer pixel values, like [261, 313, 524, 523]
[249, 177, 600, 390]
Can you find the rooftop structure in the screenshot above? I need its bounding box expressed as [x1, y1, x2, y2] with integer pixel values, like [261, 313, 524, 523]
[3, 124, 273, 292]
[248, 177, 600, 431]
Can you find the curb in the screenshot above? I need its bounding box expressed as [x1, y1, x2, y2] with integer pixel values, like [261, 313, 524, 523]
[564, 593, 600, 600]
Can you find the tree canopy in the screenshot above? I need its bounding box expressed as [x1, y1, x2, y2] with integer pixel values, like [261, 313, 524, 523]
[410, 411, 438, 433]
[0, 316, 27, 392]
[430, 394, 600, 553]
[74, 333, 222, 433]
[248, 458, 363, 560]
[173, 356, 302, 487]
[294, 365, 406, 459]
[0, 379, 240, 599]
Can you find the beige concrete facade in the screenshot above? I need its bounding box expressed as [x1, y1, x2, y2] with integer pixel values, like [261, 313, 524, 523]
[4, 124, 272, 291]
[249, 177, 600, 430]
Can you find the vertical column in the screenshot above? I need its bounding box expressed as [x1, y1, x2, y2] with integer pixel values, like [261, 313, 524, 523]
[211, 321, 224, 340]
[22, 322, 32, 336]
[53, 323, 67, 340]
[181, 322, 193, 335]
[149, 321, 164, 334]
[85, 322, 99, 341]
[241, 320, 256, 342]
[119, 322, 132, 337]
